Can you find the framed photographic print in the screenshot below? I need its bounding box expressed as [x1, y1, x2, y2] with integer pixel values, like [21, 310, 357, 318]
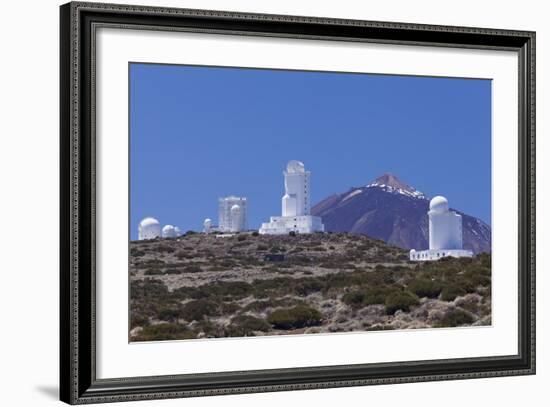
[60, 1, 536, 404]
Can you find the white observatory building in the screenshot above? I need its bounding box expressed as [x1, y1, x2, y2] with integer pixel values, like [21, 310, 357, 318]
[218, 196, 248, 232]
[161, 224, 178, 238]
[259, 160, 325, 235]
[410, 196, 473, 261]
[203, 218, 213, 233]
[138, 217, 161, 240]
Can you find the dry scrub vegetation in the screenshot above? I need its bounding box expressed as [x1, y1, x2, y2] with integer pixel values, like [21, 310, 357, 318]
[129, 232, 491, 341]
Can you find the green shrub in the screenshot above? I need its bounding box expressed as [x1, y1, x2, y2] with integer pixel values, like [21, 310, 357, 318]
[154, 244, 175, 253]
[407, 278, 442, 298]
[257, 244, 269, 251]
[267, 305, 322, 330]
[251, 231, 259, 237]
[440, 285, 467, 302]
[220, 301, 241, 314]
[225, 315, 271, 337]
[144, 268, 163, 276]
[180, 299, 219, 321]
[174, 281, 254, 301]
[293, 279, 324, 296]
[384, 290, 419, 315]
[133, 323, 195, 341]
[130, 314, 149, 328]
[237, 234, 247, 241]
[183, 264, 203, 273]
[158, 307, 182, 322]
[130, 248, 146, 257]
[342, 291, 365, 308]
[435, 308, 475, 327]
[175, 250, 194, 260]
[342, 287, 394, 308]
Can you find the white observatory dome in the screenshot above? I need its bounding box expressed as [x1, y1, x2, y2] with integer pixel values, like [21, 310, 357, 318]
[162, 224, 177, 238]
[286, 160, 305, 173]
[138, 217, 161, 240]
[430, 196, 449, 213]
[203, 218, 212, 233]
[231, 204, 241, 213]
[174, 226, 182, 237]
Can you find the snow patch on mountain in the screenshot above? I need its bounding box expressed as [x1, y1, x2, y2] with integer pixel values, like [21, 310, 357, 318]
[365, 182, 426, 200]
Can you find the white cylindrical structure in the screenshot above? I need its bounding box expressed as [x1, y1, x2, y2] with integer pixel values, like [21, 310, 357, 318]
[428, 196, 463, 250]
[281, 160, 310, 217]
[230, 204, 242, 232]
[138, 217, 161, 240]
[203, 218, 212, 233]
[162, 224, 177, 238]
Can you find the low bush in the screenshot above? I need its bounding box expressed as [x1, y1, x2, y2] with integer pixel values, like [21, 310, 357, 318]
[183, 264, 203, 273]
[144, 268, 163, 276]
[267, 305, 322, 330]
[435, 307, 475, 327]
[407, 278, 442, 298]
[342, 287, 395, 308]
[220, 301, 241, 314]
[225, 315, 271, 337]
[175, 250, 195, 260]
[130, 248, 146, 257]
[130, 314, 149, 329]
[154, 244, 175, 253]
[133, 323, 195, 341]
[384, 290, 419, 315]
[440, 285, 467, 302]
[158, 307, 182, 322]
[180, 299, 220, 321]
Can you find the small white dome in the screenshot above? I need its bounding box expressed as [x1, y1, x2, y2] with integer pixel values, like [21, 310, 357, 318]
[174, 226, 182, 236]
[231, 204, 241, 213]
[286, 160, 305, 173]
[430, 196, 449, 213]
[138, 217, 161, 240]
[162, 224, 177, 238]
[203, 218, 212, 226]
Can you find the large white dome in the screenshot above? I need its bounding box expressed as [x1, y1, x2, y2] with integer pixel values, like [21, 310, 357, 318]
[138, 217, 161, 240]
[286, 160, 305, 173]
[162, 224, 177, 238]
[139, 217, 159, 228]
[429, 196, 449, 213]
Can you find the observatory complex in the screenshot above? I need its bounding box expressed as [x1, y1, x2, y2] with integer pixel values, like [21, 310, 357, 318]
[409, 196, 473, 261]
[138, 217, 182, 240]
[218, 196, 248, 233]
[259, 160, 325, 235]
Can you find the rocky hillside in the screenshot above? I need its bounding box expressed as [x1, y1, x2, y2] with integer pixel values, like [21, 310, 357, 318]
[130, 232, 491, 341]
[312, 173, 491, 254]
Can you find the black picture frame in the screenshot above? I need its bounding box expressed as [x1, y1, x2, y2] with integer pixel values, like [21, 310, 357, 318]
[60, 1, 536, 404]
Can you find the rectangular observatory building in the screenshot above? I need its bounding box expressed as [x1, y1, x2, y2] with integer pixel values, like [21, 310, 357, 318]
[218, 196, 248, 232]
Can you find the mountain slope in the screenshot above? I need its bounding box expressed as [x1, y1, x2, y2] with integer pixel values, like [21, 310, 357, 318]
[312, 173, 491, 254]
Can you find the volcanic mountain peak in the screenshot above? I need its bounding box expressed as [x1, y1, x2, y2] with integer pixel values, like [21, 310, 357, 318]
[366, 173, 426, 199]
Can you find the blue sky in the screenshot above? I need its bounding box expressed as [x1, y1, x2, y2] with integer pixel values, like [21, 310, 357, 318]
[130, 63, 491, 240]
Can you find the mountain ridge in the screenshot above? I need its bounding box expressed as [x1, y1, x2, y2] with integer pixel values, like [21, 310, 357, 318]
[312, 174, 491, 254]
